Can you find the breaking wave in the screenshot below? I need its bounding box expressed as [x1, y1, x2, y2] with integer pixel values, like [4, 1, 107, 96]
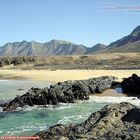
[89, 96, 140, 106]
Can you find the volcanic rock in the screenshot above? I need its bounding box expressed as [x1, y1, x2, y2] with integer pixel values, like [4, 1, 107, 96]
[3, 76, 117, 111]
[35, 102, 140, 140]
[121, 74, 140, 94]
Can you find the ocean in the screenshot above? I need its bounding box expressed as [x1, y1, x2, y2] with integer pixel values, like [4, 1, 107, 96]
[0, 80, 140, 136]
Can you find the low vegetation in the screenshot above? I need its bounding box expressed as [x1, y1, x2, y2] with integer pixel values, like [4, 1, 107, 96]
[0, 53, 140, 70]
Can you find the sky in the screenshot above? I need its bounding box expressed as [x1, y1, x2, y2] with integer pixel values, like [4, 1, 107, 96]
[0, 0, 140, 47]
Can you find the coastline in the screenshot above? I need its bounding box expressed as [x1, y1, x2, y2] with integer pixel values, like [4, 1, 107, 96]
[0, 69, 140, 83]
[0, 70, 139, 137]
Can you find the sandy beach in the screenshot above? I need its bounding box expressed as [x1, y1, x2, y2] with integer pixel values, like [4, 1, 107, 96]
[0, 69, 140, 83]
[91, 89, 127, 97]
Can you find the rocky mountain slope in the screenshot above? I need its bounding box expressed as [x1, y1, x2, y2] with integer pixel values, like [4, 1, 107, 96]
[87, 43, 107, 53]
[0, 39, 108, 56]
[0, 40, 88, 56]
[0, 26, 140, 56]
[103, 26, 140, 52]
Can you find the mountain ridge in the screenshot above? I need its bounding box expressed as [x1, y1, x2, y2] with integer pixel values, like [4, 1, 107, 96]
[102, 25, 140, 52]
[0, 26, 140, 56]
[0, 39, 104, 56]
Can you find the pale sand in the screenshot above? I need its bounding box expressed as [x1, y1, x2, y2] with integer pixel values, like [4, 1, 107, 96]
[0, 69, 139, 97]
[91, 89, 127, 97]
[0, 70, 140, 83]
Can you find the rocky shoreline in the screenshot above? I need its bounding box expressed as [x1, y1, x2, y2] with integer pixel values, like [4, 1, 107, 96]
[35, 102, 140, 140]
[33, 74, 140, 140]
[0, 74, 140, 139]
[3, 76, 117, 111]
[2, 74, 140, 111]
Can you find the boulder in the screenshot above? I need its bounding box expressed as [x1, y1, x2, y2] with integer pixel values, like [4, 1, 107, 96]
[121, 74, 140, 94]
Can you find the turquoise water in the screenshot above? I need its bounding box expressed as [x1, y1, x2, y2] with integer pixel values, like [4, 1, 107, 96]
[0, 80, 51, 100]
[0, 80, 140, 136]
[0, 101, 106, 136]
[0, 80, 106, 136]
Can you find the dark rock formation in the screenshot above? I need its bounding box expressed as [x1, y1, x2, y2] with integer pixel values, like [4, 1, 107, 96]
[121, 74, 140, 94]
[35, 102, 140, 140]
[3, 76, 117, 111]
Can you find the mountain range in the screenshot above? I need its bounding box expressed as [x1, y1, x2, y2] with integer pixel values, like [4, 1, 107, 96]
[0, 26, 140, 56]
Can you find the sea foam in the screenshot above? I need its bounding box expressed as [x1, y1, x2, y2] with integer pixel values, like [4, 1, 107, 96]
[89, 96, 140, 106]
